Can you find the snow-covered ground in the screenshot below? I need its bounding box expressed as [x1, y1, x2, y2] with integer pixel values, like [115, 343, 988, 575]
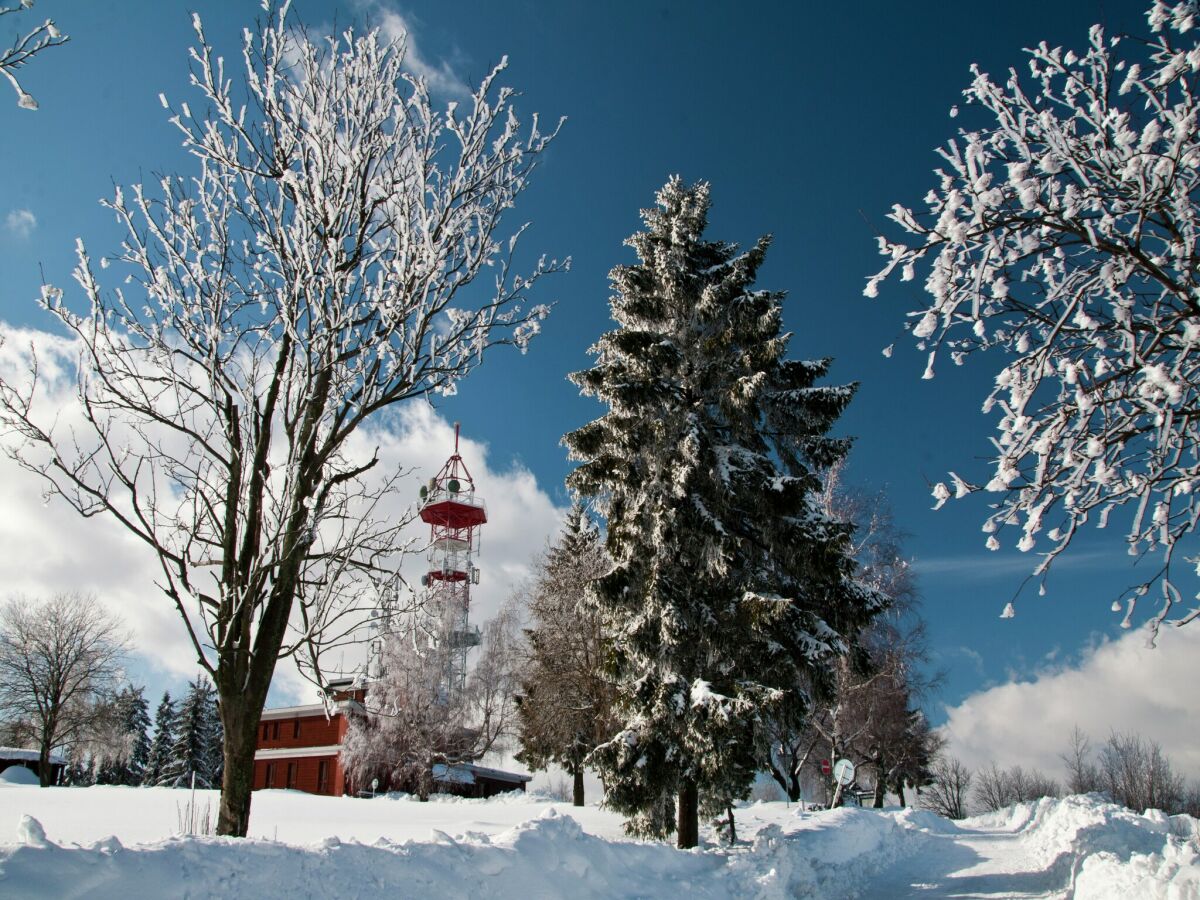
[0, 786, 1196, 898]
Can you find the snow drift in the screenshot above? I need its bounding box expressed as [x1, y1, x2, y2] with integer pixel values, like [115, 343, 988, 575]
[0, 787, 1195, 898]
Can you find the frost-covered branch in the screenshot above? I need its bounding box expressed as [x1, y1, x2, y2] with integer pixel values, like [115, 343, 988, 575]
[0, 1, 67, 109]
[870, 0, 1200, 636]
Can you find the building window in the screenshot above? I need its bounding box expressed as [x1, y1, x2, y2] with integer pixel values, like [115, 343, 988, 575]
[265, 763, 275, 788]
[293, 719, 300, 739]
[262, 723, 269, 741]
[317, 759, 329, 794]
[272, 721, 279, 740]
[286, 762, 297, 790]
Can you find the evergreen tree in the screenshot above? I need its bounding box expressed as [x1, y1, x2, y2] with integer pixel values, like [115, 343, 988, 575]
[159, 676, 220, 788]
[205, 688, 223, 787]
[119, 686, 153, 785]
[515, 502, 617, 806]
[63, 749, 94, 787]
[145, 691, 176, 786]
[564, 178, 883, 847]
[94, 685, 153, 786]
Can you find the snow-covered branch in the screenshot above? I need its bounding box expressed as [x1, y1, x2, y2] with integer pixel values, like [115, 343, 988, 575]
[871, 1, 1200, 635]
[0, 1, 67, 109]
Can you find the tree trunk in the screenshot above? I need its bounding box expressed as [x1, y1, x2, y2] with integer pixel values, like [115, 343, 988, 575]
[789, 770, 801, 803]
[873, 774, 886, 808]
[38, 711, 56, 787]
[216, 693, 262, 837]
[677, 779, 699, 849]
[572, 767, 585, 807]
[897, 783, 906, 808]
[38, 742, 53, 787]
[725, 804, 737, 844]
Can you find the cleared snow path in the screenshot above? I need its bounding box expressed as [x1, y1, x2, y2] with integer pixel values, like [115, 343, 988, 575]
[859, 815, 1075, 898]
[859, 797, 1200, 900]
[0, 788, 1196, 898]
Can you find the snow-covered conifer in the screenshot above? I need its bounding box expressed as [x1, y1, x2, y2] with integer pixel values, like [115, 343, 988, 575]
[565, 178, 883, 847]
[870, 1, 1200, 635]
[144, 691, 175, 787]
[95, 685, 152, 786]
[515, 502, 617, 806]
[158, 676, 220, 788]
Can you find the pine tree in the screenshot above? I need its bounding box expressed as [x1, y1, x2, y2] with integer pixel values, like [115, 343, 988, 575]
[145, 691, 176, 787]
[159, 676, 220, 788]
[564, 178, 883, 847]
[63, 749, 95, 787]
[205, 688, 223, 787]
[515, 502, 617, 806]
[123, 686, 153, 785]
[96, 685, 153, 786]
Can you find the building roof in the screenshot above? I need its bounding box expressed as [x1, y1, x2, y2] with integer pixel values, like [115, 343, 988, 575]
[254, 745, 342, 761]
[0, 747, 66, 765]
[259, 699, 362, 721]
[431, 762, 532, 786]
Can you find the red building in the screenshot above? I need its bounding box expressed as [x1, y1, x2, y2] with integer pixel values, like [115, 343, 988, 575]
[252, 681, 363, 796]
[251, 682, 531, 798]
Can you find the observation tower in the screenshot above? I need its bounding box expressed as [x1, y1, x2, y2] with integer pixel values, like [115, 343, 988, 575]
[418, 423, 487, 698]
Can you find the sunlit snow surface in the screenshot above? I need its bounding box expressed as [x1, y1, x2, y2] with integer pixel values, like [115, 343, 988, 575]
[0, 787, 1196, 898]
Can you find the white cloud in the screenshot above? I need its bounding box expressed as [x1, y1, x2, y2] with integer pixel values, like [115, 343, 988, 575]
[354, 3, 470, 98]
[939, 625, 1200, 781]
[0, 326, 566, 705]
[913, 548, 1112, 579]
[4, 208, 36, 238]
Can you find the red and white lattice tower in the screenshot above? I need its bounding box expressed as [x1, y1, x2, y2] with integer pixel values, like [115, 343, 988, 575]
[417, 423, 486, 699]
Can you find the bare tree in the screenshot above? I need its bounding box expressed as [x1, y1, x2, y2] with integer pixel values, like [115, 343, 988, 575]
[1061, 725, 1104, 795]
[342, 602, 523, 800]
[0, 594, 128, 785]
[464, 598, 524, 761]
[974, 762, 1010, 814]
[869, 1, 1200, 634]
[0, 1, 68, 110]
[974, 762, 1061, 812]
[0, 6, 560, 836]
[1099, 731, 1184, 813]
[515, 503, 617, 807]
[921, 756, 973, 820]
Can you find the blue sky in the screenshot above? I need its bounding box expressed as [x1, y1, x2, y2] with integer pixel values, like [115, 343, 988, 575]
[3, 0, 1190, 765]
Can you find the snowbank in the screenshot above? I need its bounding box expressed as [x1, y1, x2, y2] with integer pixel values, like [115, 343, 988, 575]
[973, 794, 1200, 899]
[0, 766, 39, 785]
[0, 788, 1195, 898]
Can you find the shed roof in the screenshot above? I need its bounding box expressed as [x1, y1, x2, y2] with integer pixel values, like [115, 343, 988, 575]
[0, 747, 66, 765]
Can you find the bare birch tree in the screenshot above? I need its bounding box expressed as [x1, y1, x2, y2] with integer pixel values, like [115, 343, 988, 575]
[0, 1, 68, 110]
[0, 593, 128, 785]
[0, 4, 561, 835]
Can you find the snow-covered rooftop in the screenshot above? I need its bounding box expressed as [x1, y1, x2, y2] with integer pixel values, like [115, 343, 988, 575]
[0, 748, 65, 766]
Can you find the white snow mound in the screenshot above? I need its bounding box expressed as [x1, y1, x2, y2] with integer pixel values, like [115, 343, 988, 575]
[0, 788, 1195, 898]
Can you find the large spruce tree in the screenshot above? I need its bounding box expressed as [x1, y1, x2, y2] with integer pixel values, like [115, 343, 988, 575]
[565, 177, 882, 847]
